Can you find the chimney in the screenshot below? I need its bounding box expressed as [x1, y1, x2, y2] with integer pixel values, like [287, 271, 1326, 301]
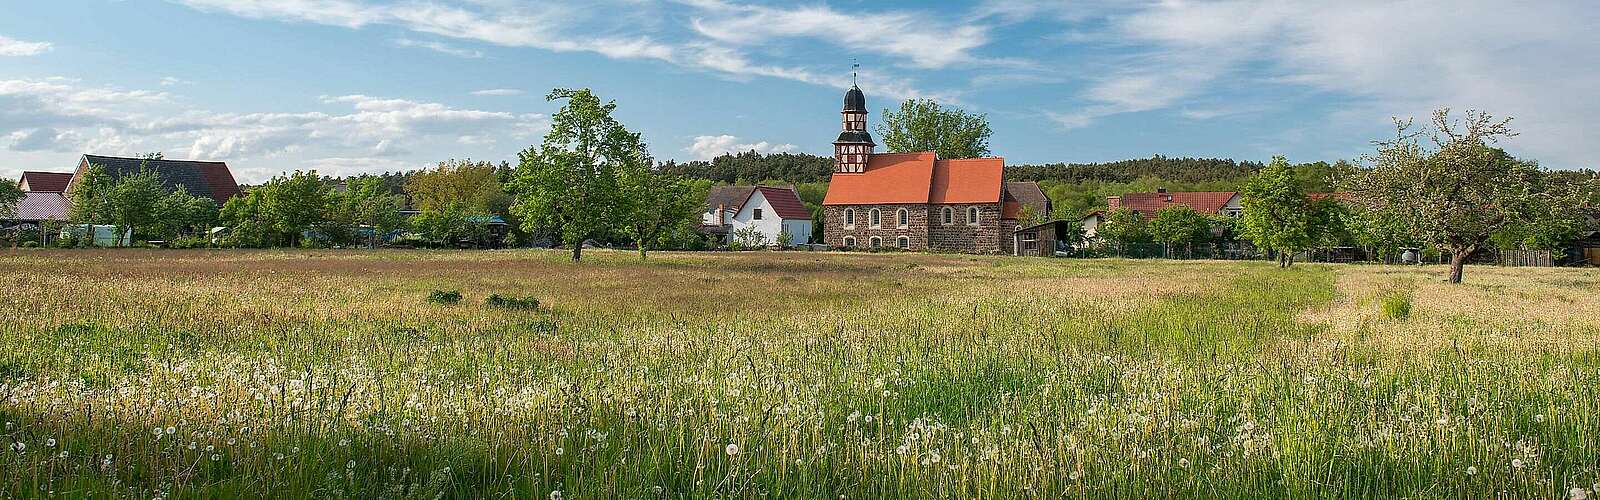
[1156, 187, 1167, 194]
[716, 204, 725, 225]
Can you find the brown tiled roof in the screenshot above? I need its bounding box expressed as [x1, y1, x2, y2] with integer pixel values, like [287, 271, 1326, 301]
[1004, 181, 1050, 215]
[19, 171, 73, 192]
[705, 185, 756, 213]
[1115, 191, 1239, 219]
[823, 152, 1005, 206]
[11, 192, 68, 221]
[750, 186, 812, 220]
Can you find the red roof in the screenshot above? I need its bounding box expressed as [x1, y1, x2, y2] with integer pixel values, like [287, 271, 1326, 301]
[1113, 191, 1239, 219]
[11, 192, 68, 221]
[19, 171, 73, 192]
[747, 185, 812, 220]
[823, 152, 1004, 206]
[824, 152, 934, 205]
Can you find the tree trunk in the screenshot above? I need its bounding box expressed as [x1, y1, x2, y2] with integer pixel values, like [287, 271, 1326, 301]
[571, 243, 583, 262]
[1447, 246, 1473, 284]
[638, 242, 648, 260]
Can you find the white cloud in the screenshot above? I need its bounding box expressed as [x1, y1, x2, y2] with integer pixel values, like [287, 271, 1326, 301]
[0, 35, 51, 56]
[171, 0, 951, 102]
[0, 77, 550, 182]
[685, 0, 988, 69]
[470, 88, 523, 97]
[159, 77, 193, 86]
[685, 134, 796, 160]
[1050, 0, 1600, 166]
[393, 38, 483, 58]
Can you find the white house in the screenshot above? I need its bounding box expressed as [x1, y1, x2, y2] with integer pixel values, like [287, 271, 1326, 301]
[701, 185, 813, 246]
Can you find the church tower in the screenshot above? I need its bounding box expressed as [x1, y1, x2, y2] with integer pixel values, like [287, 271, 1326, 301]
[832, 84, 875, 173]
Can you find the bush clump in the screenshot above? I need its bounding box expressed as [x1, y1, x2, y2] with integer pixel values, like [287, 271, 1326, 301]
[427, 290, 462, 305]
[485, 294, 540, 310]
[1380, 290, 1412, 320]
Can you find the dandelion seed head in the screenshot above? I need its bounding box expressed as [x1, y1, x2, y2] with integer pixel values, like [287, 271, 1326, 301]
[725, 443, 740, 456]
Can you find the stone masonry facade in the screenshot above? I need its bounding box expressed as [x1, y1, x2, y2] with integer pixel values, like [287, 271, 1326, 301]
[826, 203, 1006, 254]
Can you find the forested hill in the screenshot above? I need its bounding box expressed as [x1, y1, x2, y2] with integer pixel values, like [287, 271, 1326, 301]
[656, 151, 1271, 186]
[1005, 156, 1265, 183]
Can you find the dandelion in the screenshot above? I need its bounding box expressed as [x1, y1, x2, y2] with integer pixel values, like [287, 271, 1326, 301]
[153, 427, 164, 438]
[725, 443, 740, 456]
[1179, 458, 1190, 468]
[210, 454, 220, 461]
[1467, 466, 1478, 475]
[555, 447, 564, 456]
[549, 491, 562, 500]
[46, 438, 56, 447]
[1512, 458, 1525, 469]
[1570, 487, 1588, 500]
[10, 441, 24, 453]
[929, 451, 941, 464]
[166, 426, 176, 435]
[1535, 414, 1546, 423]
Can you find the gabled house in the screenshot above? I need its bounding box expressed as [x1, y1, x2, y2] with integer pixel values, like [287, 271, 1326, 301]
[18, 171, 73, 193]
[819, 85, 1046, 254]
[701, 185, 813, 246]
[67, 154, 242, 204]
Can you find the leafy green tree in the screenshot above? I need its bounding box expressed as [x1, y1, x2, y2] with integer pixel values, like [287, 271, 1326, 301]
[220, 190, 272, 247]
[260, 171, 330, 247]
[406, 159, 509, 213]
[1353, 108, 1589, 283]
[332, 175, 405, 248]
[0, 179, 21, 219]
[878, 99, 992, 159]
[152, 186, 219, 240]
[67, 164, 115, 246]
[1239, 156, 1317, 267]
[1148, 205, 1213, 258]
[108, 168, 163, 246]
[510, 88, 640, 262]
[1096, 207, 1148, 257]
[617, 164, 702, 259]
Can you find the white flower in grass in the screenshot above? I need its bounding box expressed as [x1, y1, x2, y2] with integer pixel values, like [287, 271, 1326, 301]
[928, 451, 940, 464]
[896, 445, 908, 456]
[725, 443, 740, 456]
[153, 427, 164, 438]
[847, 411, 860, 423]
[549, 491, 562, 500]
[555, 447, 564, 456]
[10, 441, 24, 453]
[1466, 466, 1478, 475]
[1535, 414, 1546, 423]
[1569, 487, 1587, 500]
[46, 438, 55, 447]
[210, 454, 220, 461]
[1512, 458, 1525, 469]
[166, 426, 176, 435]
[57, 451, 68, 459]
[347, 460, 355, 469]
[1179, 458, 1190, 468]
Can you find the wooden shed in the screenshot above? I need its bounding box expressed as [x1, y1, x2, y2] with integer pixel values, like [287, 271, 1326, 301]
[1012, 220, 1079, 257]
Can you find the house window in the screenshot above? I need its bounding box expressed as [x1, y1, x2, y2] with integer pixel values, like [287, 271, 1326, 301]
[941, 206, 953, 225]
[870, 208, 882, 228]
[869, 236, 883, 248]
[753, 208, 763, 220]
[844, 208, 855, 228]
[896, 208, 909, 228]
[967, 207, 980, 225]
[843, 236, 856, 248]
[897, 236, 910, 249]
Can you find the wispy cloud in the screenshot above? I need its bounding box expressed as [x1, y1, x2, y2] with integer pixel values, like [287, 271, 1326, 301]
[470, 89, 523, 97]
[0, 35, 52, 56]
[393, 38, 484, 59]
[685, 134, 796, 160]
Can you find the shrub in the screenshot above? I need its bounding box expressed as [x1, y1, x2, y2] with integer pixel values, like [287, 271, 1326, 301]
[485, 294, 539, 310]
[1380, 291, 1413, 320]
[427, 290, 462, 305]
[170, 236, 210, 249]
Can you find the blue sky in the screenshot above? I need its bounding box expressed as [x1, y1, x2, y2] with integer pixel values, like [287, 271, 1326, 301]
[2, 0, 1597, 183]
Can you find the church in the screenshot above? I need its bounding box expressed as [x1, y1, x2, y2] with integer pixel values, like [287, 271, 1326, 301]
[821, 85, 1048, 254]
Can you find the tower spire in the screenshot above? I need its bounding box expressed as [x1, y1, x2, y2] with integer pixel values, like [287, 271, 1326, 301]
[852, 59, 859, 86]
[832, 73, 874, 174]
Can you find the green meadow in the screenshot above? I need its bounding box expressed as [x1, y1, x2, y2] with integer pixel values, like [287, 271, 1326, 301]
[2, 249, 1598, 498]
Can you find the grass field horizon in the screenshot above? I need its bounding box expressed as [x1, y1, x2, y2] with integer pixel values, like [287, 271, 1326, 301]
[3, 249, 1599, 498]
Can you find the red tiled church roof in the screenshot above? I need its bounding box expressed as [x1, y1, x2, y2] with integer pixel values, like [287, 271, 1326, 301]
[19, 171, 73, 192]
[823, 152, 1005, 206]
[749, 186, 812, 220]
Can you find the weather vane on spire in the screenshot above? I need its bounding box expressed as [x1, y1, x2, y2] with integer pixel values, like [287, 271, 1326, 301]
[852, 59, 860, 86]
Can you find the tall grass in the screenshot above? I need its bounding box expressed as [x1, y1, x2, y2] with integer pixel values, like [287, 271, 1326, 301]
[1, 249, 1598, 498]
